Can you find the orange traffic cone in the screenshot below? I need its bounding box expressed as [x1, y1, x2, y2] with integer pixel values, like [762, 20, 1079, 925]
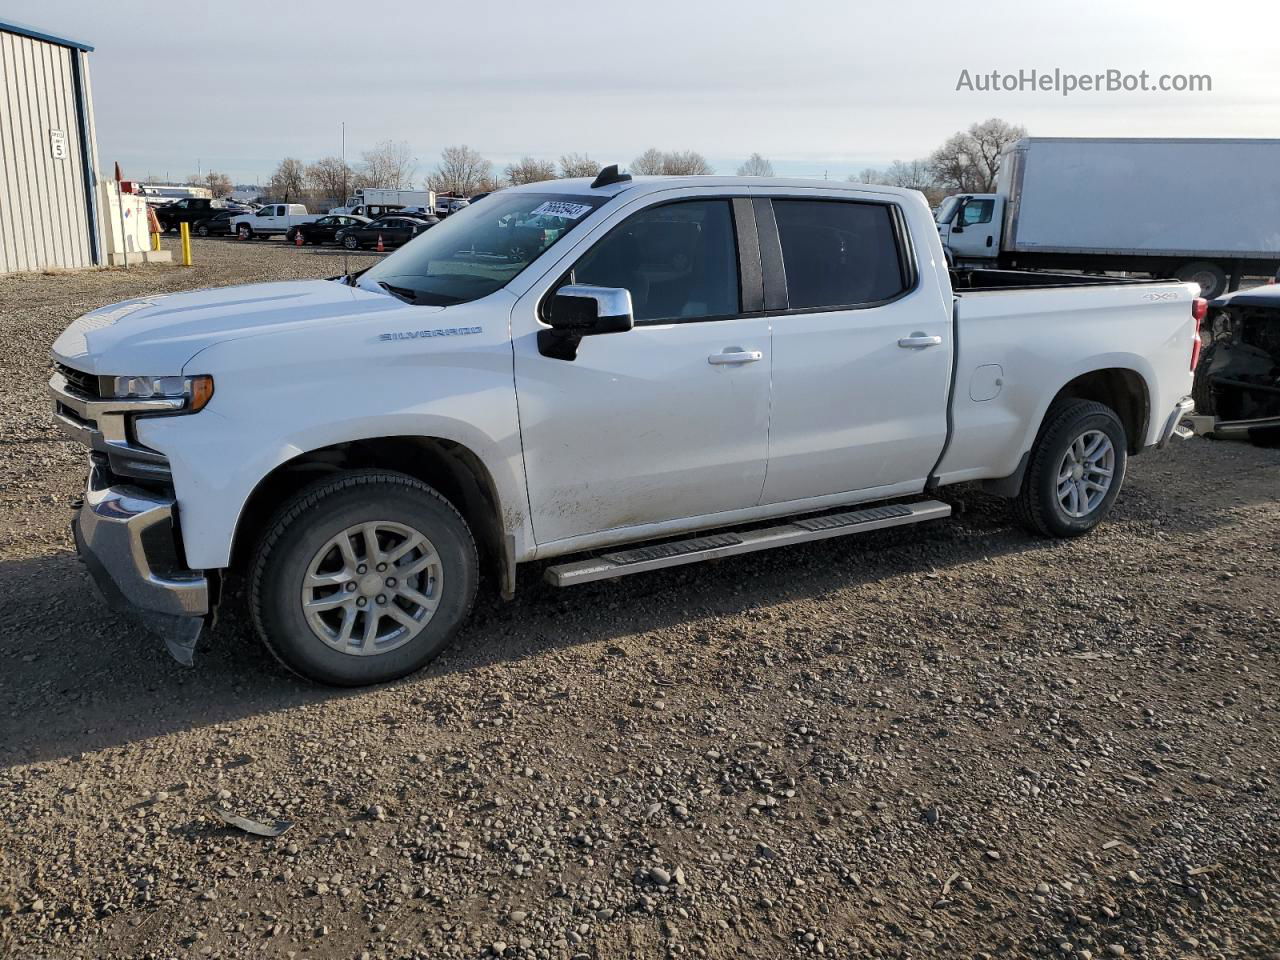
[376, 234, 385, 253]
[294, 229, 303, 247]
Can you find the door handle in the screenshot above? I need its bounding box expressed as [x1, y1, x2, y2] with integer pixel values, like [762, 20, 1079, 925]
[897, 333, 943, 349]
[708, 348, 763, 365]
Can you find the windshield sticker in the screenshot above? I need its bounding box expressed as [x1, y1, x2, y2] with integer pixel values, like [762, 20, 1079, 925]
[528, 200, 593, 220]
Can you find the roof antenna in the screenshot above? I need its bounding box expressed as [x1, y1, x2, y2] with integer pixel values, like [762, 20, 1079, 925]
[591, 164, 632, 189]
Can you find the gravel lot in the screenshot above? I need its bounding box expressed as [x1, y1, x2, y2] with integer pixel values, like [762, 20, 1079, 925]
[1, 238, 1278, 959]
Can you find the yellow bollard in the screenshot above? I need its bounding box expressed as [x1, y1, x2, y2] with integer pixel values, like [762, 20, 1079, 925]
[151, 232, 160, 252]
[179, 222, 192, 267]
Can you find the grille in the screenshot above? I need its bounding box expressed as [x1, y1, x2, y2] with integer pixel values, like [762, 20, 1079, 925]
[56, 363, 100, 398]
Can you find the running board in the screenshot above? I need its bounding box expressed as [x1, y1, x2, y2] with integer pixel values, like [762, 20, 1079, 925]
[544, 500, 952, 587]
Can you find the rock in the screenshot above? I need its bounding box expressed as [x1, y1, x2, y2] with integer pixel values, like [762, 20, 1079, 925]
[650, 866, 672, 886]
[508, 909, 528, 923]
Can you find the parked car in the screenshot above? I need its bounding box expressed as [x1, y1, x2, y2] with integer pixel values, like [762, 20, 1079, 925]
[285, 215, 371, 245]
[335, 215, 434, 250]
[229, 204, 318, 240]
[191, 210, 242, 237]
[48, 172, 1200, 685]
[1191, 283, 1280, 443]
[155, 197, 231, 233]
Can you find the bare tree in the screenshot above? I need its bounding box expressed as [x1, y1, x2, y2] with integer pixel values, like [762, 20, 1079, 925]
[928, 118, 1025, 193]
[427, 145, 494, 196]
[736, 153, 774, 177]
[558, 153, 601, 179]
[267, 157, 306, 203]
[306, 156, 355, 207]
[504, 156, 557, 186]
[631, 148, 666, 175]
[632, 148, 714, 176]
[852, 167, 882, 184]
[186, 171, 234, 197]
[359, 139, 417, 190]
[662, 150, 714, 175]
[854, 159, 944, 204]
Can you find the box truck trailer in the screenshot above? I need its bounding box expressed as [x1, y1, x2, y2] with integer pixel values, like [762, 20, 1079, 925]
[936, 138, 1280, 298]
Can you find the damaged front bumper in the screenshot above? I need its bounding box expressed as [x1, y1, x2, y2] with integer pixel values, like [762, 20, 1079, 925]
[73, 456, 210, 665]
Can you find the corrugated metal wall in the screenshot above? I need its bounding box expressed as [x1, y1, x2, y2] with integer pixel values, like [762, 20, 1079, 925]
[0, 30, 95, 274]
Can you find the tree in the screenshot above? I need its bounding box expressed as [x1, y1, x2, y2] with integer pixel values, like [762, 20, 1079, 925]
[558, 153, 600, 179]
[631, 147, 666, 175]
[306, 156, 354, 207]
[427, 145, 493, 196]
[736, 153, 774, 177]
[504, 156, 557, 186]
[359, 139, 416, 189]
[928, 117, 1025, 193]
[853, 159, 944, 205]
[630, 148, 714, 176]
[185, 171, 234, 198]
[267, 157, 306, 202]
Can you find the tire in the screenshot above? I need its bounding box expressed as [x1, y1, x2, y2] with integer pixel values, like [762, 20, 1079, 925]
[343, 234, 360, 250]
[285, 228, 297, 243]
[238, 224, 253, 240]
[197, 224, 210, 237]
[250, 471, 479, 686]
[1174, 261, 1227, 299]
[1013, 399, 1128, 538]
[1191, 342, 1218, 416]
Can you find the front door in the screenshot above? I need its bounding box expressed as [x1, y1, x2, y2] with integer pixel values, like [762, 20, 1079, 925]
[513, 194, 772, 547]
[754, 192, 953, 504]
[946, 194, 1003, 260]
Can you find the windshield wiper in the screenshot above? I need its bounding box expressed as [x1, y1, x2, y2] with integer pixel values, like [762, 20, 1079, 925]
[377, 281, 418, 303]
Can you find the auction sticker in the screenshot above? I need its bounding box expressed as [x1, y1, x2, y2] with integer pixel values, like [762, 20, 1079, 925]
[529, 201, 593, 220]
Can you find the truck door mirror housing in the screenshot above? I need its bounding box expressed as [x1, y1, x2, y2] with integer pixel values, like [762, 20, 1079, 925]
[539, 285, 634, 361]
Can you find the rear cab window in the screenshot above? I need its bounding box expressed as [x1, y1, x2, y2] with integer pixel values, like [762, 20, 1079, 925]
[771, 199, 910, 310]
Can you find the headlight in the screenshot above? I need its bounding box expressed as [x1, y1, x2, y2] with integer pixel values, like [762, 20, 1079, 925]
[104, 374, 215, 412]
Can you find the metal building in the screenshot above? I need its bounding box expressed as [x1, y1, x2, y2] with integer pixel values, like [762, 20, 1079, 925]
[0, 19, 101, 274]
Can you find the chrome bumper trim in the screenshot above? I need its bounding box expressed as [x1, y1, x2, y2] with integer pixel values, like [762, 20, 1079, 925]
[49, 372, 175, 479]
[74, 459, 208, 663]
[1157, 397, 1196, 448]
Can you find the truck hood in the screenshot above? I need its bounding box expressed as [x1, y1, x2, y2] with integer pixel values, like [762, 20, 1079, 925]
[51, 279, 434, 374]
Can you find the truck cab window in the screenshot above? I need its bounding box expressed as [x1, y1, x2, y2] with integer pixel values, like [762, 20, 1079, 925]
[962, 199, 994, 226]
[772, 199, 907, 310]
[573, 200, 740, 323]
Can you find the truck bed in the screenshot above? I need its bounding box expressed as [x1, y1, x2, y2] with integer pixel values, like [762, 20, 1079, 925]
[951, 267, 1159, 292]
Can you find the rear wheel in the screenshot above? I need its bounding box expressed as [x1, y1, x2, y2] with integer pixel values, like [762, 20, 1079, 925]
[1174, 261, 1227, 299]
[250, 471, 478, 686]
[1013, 399, 1128, 538]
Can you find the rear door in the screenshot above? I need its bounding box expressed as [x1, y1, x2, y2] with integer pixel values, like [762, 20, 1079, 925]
[513, 191, 772, 547]
[754, 190, 953, 504]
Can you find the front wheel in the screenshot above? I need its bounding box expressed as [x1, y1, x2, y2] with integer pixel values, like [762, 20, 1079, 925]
[197, 224, 210, 237]
[1013, 399, 1128, 538]
[250, 471, 478, 686]
[343, 234, 361, 250]
[238, 224, 252, 240]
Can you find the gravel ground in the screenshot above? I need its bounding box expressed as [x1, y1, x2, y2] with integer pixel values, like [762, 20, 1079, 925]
[1, 239, 1278, 959]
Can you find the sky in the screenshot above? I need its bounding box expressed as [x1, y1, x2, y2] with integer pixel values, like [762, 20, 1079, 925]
[7, 0, 1279, 186]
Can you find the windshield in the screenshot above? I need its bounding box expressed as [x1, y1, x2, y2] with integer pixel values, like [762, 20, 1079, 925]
[934, 197, 958, 224]
[356, 192, 607, 305]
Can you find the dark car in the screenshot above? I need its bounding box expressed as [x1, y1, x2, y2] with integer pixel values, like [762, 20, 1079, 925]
[1193, 282, 1280, 444]
[286, 215, 371, 245]
[155, 197, 231, 233]
[191, 209, 242, 237]
[336, 215, 435, 250]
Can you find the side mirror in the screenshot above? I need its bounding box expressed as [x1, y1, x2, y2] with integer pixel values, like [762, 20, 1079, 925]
[539, 285, 634, 360]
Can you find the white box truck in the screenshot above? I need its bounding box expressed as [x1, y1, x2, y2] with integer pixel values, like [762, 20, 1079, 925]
[936, 138, 1280, 298]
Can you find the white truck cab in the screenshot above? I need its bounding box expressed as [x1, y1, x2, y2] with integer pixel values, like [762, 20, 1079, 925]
[229, 203, 316, 240]
[49, 167, 1200, 685]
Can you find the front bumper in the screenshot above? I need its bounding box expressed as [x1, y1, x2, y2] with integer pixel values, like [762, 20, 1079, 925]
[73, 457, 209, 665]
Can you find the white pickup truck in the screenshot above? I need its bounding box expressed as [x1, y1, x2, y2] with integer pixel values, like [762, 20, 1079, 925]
[49, 169, 1201, 685]
[228, 203, 317, 240]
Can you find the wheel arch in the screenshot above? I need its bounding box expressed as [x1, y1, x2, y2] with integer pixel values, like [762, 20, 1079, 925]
[230, 436, 514, 598]
[1046, 367, 1150, 455]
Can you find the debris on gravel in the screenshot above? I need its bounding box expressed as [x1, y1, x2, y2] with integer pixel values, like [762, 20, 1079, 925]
[1, 239, 1278, 957]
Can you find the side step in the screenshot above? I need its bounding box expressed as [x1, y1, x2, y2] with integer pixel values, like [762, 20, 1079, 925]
[544, 500, 951, 587]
